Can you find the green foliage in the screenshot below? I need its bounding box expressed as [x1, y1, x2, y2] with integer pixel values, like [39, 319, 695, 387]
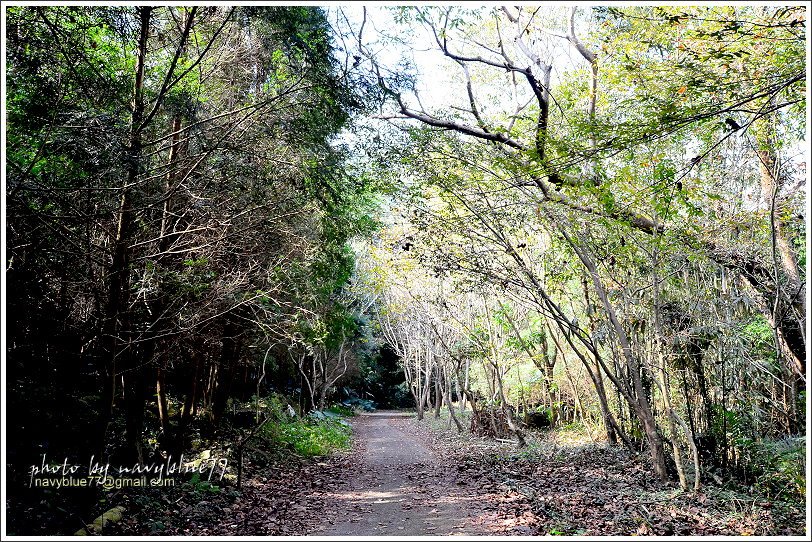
[326, 404, 356, 417]
[250, 393, 294, 423]
[752, 438, 805, 500]
[739, 315, 778, 364]
[731, 436, 806, 501]
[247, 395, 352, 457]
[262, 418, 351, 457]
[4, 3, 391, 535]
[183, 473, 221, 494]
[340, 397, 377, 412]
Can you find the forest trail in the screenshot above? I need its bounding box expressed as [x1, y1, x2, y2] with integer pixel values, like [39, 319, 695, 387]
[317, 411, 487, 536]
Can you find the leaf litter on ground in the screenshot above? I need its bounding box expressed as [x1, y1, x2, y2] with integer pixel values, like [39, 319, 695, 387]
[105, 413, 805, 537]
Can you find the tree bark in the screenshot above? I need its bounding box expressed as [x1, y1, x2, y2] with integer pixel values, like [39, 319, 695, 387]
[444, 367, 464, 432]
[156, 365, 170, 435]
[212, 322, 240, 421]
[98, 6, 152, 462]
[561, 225, 669, 481]
[434, 363, 442, 418]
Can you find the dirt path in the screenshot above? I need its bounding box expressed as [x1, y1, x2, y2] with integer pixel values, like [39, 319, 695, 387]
[103, 410, 804, 537]
[316, 411, 488, 536]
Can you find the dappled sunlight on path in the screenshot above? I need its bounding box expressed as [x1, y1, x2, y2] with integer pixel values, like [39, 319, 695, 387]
[316, 412, 489, 536]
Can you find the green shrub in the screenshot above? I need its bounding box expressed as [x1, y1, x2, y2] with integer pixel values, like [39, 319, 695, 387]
[327, 404, 356, 417]
[249, 393, 292, 422]
[262, 418, 351, 457]
[341, 397, 376, 411]
[241, 395, 352, 457]
[753, 437, 806, 500]
[183, 472, 221, 494]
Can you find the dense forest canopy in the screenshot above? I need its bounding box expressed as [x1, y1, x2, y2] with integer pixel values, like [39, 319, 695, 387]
[3, 3, 808, 536]
[5, 5, 391, 532]
[343, 3, 806, 484]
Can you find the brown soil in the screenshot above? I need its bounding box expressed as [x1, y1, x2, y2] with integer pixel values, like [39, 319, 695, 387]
[316, 411, 489, 535]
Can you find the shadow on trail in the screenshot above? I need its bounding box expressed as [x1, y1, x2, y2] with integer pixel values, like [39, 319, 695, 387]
[317, 411, 487, 536]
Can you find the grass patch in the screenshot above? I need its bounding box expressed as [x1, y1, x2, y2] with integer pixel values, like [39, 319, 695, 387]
[262, 418, 351, 457]
[233, 395, 354, 458]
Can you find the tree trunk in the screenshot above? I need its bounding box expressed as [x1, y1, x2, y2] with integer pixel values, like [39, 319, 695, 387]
[318, 383, 328, 412]
[414, 358, 424, 420]
[433, 365, 442, 418]
[754, 114, 803, 299]
[98, 6, 151, 462]
[177, 347, 203, 452]
[755, 123, 805, 379]
[444, 367, 464, 432]
[563, 225, 669, 481]
[495, 365, 526, 447]
[212, 323, 240, 421]
[638, 404, 669, 481]
[420, 357, 432, 417]
[455, 373, 465, 413]
[652, 257, 691, 489]
[592, 357, 619, 444]
[156, 365, 170, 435]
[123, 355, 148, 464]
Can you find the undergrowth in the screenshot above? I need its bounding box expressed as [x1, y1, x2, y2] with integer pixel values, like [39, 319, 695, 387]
[262, 417, 351, 457]
[243, 393, 353, 458]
